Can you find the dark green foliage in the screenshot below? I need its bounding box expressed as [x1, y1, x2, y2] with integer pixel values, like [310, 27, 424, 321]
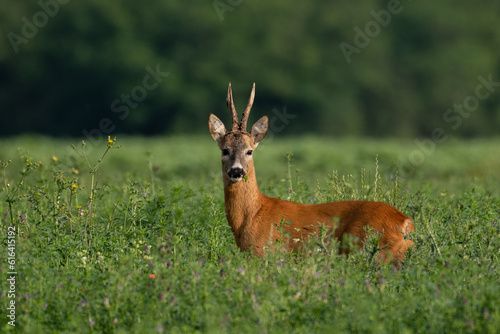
[1, 1, 500, 137]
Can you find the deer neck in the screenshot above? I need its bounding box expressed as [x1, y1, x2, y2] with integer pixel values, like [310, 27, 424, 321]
[223, 163, 262, 241]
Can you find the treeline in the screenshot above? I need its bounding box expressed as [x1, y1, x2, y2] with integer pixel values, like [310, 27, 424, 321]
[1, 0, 499, 137]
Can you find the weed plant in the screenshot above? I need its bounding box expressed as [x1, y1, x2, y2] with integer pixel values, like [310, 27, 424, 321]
[0, 137, 498, 333]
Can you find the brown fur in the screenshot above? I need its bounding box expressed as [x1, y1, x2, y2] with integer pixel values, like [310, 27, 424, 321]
[209, 83, 415, 265]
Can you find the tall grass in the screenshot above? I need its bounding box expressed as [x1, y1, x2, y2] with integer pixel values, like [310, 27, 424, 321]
[0, 136, 499, 333]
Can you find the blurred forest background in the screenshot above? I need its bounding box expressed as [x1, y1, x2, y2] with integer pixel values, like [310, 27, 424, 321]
[1, 0, 499, 138]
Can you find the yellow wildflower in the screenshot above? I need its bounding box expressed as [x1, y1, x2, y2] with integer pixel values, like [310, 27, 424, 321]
[107, 136, 117, 148]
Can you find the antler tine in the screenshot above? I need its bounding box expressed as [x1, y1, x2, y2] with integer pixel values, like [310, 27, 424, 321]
[240, 82, 255, 132]
[226, 82, 239, 132]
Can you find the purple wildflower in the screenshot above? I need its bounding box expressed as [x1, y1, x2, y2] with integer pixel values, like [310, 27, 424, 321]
[237, 267, 245, 275]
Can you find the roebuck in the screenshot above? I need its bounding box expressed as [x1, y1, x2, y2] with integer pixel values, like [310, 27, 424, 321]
[209, 83, 414, 264]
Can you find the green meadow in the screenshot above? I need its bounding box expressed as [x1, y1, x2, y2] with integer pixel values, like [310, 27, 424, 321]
[0, 135, 499, 333]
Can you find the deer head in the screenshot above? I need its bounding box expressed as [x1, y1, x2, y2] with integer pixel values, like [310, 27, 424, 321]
[209, 83, 268, 183]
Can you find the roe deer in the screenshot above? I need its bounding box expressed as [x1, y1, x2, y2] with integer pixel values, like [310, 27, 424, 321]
[208, 83, 414, 264]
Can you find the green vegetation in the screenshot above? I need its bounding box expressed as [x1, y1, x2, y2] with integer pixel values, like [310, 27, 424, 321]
[2, 1, 500, 137]
[2, 1, 499, 331]
[0, 136, 499, 333]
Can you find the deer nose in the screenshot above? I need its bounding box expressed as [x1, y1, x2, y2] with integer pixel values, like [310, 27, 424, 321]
[228, 168, 245, 179]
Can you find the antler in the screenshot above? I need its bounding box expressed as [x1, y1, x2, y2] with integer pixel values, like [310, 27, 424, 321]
[227, 82, 239, 132]
[226, 82, 256, 132]
[240, 82, 255, 132]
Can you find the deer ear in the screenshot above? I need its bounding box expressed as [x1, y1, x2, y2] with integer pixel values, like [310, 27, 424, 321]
[251, 116, 268, 145]
[209, 114, 226, 143]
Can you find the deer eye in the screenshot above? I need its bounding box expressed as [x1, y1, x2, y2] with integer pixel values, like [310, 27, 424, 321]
[222, 149, 230, 156]
[246, 150, 253, 156]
